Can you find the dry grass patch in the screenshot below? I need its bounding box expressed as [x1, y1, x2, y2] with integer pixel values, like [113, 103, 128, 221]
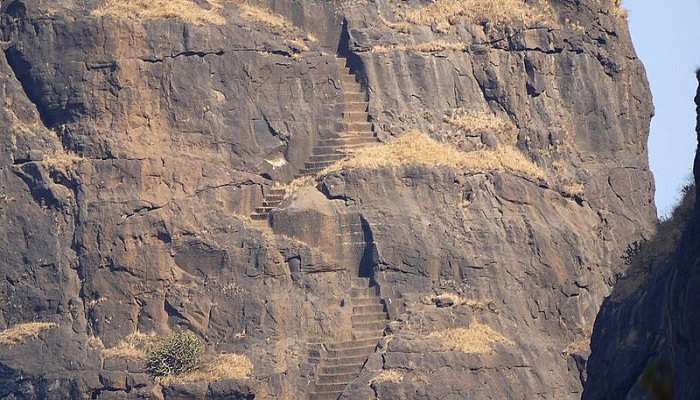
[102, 332, 160, 360]
[322, 132, 544, 180]
[563, 337, 590, 356]
[429, 322, 514, 354]
[610, 0, 628, 19]
[370, 369, 404, 385]
[444, 110, 516, 139]
[0, 322, 57, 346]
[372, 40, 468, 54]
[41, 150, 84, 173]
[92, 0, 231, 25]
[400, 0, 555, 30]
[159, 353, 253, 385]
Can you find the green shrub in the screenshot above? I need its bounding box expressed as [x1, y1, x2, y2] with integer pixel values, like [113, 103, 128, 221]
[145, 332, 203, 377]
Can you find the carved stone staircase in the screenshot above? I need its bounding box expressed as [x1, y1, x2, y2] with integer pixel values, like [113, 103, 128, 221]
[250, 55, 378, 223]
[307, 278, 389, 400]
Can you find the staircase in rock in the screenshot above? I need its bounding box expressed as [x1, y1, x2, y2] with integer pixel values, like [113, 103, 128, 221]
[296, 56, 378, 177]
[250, 56, 378, 223]
[307, 278, 390, 400]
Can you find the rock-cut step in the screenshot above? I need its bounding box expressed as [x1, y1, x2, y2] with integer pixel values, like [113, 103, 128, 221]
[316, 371, 359, 385]
[309, 390, 344, 400]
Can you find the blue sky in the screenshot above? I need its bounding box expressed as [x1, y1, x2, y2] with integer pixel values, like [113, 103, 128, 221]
[625, 0, 700, 217]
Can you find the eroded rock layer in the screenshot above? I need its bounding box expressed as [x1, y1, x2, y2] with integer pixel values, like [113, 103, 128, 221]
[0, 0, 655, 399]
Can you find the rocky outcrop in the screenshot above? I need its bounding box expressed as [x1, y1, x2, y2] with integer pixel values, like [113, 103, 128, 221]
[583, 70, 700, 400]
[0, 0, 656, 399]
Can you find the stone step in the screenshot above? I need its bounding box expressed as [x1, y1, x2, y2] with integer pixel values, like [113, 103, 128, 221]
[318, 363, 364, 375]
[353, 328, 386, 338]
[342, 111, 369, 122]
[309, 391, 342, 400]
[350, 287, 380, 297]
[308, 153, 347, 163]
[351, 313, 388, 324]
[255, 206, 273, 213]
[314, 383, 350, 393]
[262, 200, 282, 207]
[265, 194, 284, 201]
[321, 354, 369, 366]
[324, 345, 376, 358]
[319, 137, 377, 146]
[312, 143, 377, 153]
[344, 92, 366, 102]
[353, 319, 389, 329]
[250, 213, 268, 221]
[267, 189, 286, 196]
[316, 372, 359, 385]
[341, 102, 369, 112]
[325, 337, 383, 350]
[323, 131, 376, 140]
[353, 304, 386, 314]
[336, 121, 373, 132]
[304, 160, 336, 170]
[352, 297, 384, 306]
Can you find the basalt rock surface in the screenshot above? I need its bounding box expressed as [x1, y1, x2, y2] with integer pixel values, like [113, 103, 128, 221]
[0, 0, 655, 399]
[583, 71, 700, 400]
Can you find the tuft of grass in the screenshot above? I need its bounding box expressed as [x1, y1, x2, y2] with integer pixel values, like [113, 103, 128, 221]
[102, 332, 160, 360]
[0, 322, 57, 346]
[562, 337, 590, 356]
[238, 3, 296, 35]
[428, 322, 514, 354]
[444, 110, 516, 138]
[41, 150, 84, 173]
[321, 132, 544, 180]
[92, 0, 231, 25]
[610, 0, 628, 19]
[159, 353, 253, 385]
[370, 369, 404, 385]
[400, 0, 555, 29]
[371, 40, 468, 54]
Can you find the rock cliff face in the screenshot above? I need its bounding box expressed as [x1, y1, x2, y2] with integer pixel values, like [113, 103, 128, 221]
[584, 72, 700, 400]
[0, 0, 656, 399]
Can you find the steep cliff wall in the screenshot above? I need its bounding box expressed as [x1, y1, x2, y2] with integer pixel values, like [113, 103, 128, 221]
[0, 0, 655, 399]
[584, 71, 700, 400]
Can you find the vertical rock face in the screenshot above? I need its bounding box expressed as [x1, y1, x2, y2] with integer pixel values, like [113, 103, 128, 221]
[584, 70, 700, 400]
[0, 0, 655, 399]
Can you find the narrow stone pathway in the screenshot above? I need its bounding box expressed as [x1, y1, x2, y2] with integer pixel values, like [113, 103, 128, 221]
[250, 55, 378, 223]
[307, 277, 390, 400]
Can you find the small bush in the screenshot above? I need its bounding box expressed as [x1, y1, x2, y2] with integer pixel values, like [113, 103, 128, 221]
[146, 332, 203, 377]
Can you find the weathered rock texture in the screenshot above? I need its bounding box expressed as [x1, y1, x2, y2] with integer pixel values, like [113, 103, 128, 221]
[0, 0, 655, 399]
[583, 71, 700, 400]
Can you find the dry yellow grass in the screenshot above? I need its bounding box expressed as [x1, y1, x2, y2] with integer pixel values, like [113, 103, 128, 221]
[0, 322, 57, 346]
[102, 332, 160, 360]
[563, 337, 590, 356]
[41, 150, 84, 172]
[444, 110, 516, 139]
[400, 0, 555, 29]
[422, 293, 493, 310]
[92, 0, 230, 25]
[159, 353, 253, 385]
[428, 322, 514, 354]
[238, 3, 295, 36]
[372, 40, 468, 54]
[370, 369, 404, 384]
[610, 0, 628, 19]
[321, 132, 544, 180]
